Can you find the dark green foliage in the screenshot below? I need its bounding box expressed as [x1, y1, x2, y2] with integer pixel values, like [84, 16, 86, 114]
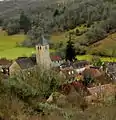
[83, 72, 94, 87]
[65, 34, 76, 61]
[2, 19, 9, 30]
[19, 11, 31, 34]
[3, 18, 20, 35]
[9, 67, 62, 100]
[75, 43, 87, 55]
[53, 9, 59, 17]
[6, 21, 20, 35]
[0, 18, 3, 26]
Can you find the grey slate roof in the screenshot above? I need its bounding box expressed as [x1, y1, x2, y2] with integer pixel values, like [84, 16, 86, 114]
[60, 60, 89, 69]
[72, 61, 89, 69]
[16, 57, 36, 70]
[39, 36, 49, 46]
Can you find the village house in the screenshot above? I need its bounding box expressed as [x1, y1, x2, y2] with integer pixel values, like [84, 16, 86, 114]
[59, 60, 90, 76]
[85, 83, 116, 103]
[47, 80, 87, 105]
[72, 60, 90, 73]
[1, 35, 98, 77]
[82, 67, 102, 80]
[9, 36, 64, 75]
[50, 55, 64, 67]
[47, 80, 116, 105]
[9, 57, 36, 76]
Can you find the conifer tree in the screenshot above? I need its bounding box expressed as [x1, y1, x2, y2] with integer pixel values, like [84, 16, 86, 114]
[19, 11, 31, 34]
[65, 33, 76, 62]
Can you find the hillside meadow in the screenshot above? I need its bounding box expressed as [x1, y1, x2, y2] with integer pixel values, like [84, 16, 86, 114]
[0, 31, 35, 59]
[0, 30, 116, 62]
[89, 33, 116, 57]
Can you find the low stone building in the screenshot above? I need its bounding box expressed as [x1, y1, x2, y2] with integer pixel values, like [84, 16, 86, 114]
[60, 60, 90, 74]
[9, 57, 36, 76]
[85, 84, 116, 103]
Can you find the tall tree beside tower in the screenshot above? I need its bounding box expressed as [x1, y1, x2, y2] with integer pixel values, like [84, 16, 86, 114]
[65, 33, 76, 62]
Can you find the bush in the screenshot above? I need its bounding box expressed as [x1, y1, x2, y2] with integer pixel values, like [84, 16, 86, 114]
[9, 67, 63, 100]
[74, 43, 87, 55]
[6, 22, 20, 35]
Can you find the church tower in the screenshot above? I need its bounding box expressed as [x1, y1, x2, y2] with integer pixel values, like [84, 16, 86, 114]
[36, 36, 52, 69]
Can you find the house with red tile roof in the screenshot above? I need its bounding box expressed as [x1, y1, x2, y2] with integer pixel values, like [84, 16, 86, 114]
[50, 55, 64, 67]
[82, 67, 102, 79]
[85, 84, 116, 103]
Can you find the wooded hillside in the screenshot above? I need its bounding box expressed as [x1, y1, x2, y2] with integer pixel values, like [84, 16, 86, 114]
[0, 0, 116, 57]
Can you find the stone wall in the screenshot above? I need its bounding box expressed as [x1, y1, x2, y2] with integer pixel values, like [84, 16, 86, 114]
[9, 61, 21, 76]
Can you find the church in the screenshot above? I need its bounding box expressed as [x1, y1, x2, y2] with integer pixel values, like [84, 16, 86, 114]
[36, 36, 52, 69]
[9, 36, 63, 75]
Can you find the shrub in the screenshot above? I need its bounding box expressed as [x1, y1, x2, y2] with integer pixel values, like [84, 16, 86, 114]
[6, 22, 20, 35]
[9, 67, 63, 100]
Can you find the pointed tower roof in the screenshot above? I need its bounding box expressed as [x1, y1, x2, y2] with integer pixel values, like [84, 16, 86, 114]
[39, 35, 49, 46]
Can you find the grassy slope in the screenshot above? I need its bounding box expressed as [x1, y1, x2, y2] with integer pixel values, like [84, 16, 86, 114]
[51, 25, 116, 62]
[89, 33, 116, 57]
[0, 31, 35, 59]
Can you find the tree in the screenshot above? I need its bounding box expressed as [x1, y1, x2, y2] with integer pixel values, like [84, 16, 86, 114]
[0, 18, 3, 26]
[9, 67, 62, 99]
[19, 11, 31, 34]
[6, 21, 20, 35]
[53, 9, 59, 17]
[65, 33, 76, 62]
[2, 19, 9, 30]
[83, 73, 94, 87]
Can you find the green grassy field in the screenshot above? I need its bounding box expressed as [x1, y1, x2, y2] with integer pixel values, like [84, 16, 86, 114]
[0, 31, 35, 59]
[77, 55, 116, 62]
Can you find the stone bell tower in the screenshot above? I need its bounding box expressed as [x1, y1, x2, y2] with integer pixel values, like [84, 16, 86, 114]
[36, 36, 52, 69]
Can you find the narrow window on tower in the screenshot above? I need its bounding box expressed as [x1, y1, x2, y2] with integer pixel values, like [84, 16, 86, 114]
[45, 46, 47, 50]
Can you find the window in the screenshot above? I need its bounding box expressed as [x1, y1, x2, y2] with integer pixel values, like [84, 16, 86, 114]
[72, 71, 74, 74]
[45, 46, 47, 50]
[68, 71, 71, 75]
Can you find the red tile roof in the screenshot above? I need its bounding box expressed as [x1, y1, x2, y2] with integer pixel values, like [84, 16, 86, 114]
[0, 59, 12, 67]
[50, 56, 62, 61]
[71, 81, 84, 89]
[83, 68, 102, 78]
[59, 81, 86, 95]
